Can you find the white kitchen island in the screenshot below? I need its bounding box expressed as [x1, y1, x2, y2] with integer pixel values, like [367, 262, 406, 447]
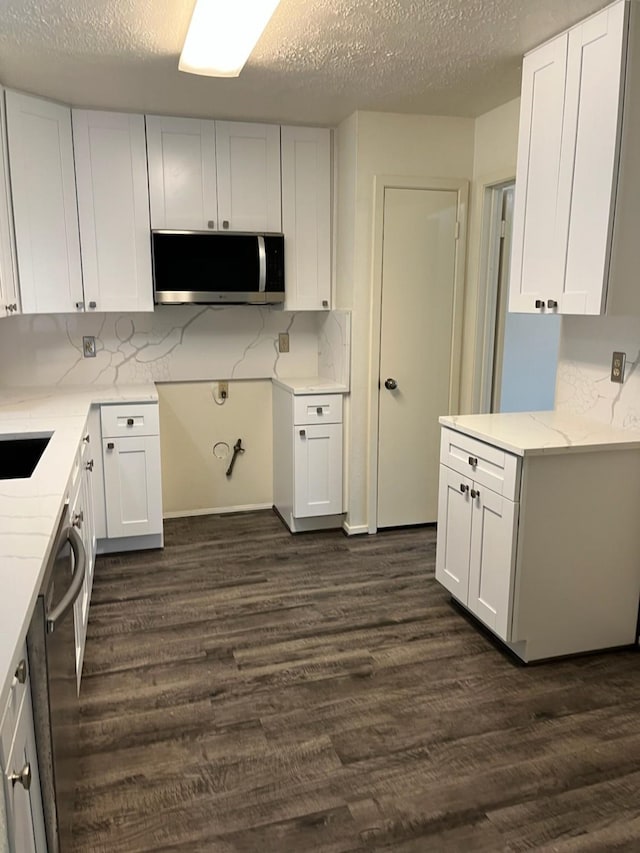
[436, 410, 640, 663]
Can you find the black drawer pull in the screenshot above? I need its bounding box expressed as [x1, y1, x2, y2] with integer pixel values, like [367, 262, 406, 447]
[468, 456, 478, 467]
[127, 418, 134, 426]
[107, 442, 115, 450]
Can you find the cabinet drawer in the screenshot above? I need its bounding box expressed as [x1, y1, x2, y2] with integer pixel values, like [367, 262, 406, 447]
[0, 646, 28, 764]
[101, 402, 159, 438]
[293, 395, 343, 425]
[440, 427, 520, 500]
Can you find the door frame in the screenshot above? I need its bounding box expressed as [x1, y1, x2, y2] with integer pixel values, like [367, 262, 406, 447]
[368, 175, 469, 534]
[472, 174, 516, 413]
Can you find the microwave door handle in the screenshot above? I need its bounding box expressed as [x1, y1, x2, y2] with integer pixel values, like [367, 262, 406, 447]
[257, 235, 266, 293]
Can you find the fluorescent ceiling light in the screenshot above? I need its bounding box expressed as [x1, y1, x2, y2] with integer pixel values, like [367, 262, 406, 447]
[179, 0, 281, 78]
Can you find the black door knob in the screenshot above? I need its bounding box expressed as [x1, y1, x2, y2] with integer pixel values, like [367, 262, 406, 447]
[384, 378, 398, 390]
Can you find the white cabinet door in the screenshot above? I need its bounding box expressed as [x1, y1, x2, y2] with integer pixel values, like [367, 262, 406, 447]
[294, 422, 342, 518]
[557, 1, 627, 315]
[281, 126, 331, 311]
[3, 691, 46, 853]
[216, 121, 281, 232]
[5, 90, 83, 314]
[467, 487, 518, 641]
[0, 88, 19, 317]
[73, 110, 153, 312]
[435, 465, 473, 601]
[146, 115, 218, 230]
[103, 435, 163, 537]
[509, 35, 568, 313]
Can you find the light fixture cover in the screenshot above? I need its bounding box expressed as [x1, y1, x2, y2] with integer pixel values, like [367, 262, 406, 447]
[179, 0, 281, 78]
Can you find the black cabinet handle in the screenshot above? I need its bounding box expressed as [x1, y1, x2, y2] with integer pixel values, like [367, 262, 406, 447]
[127, 418, 134, 426]
[300, 429, 306, 437]
[468, 456, 478, 467]
[547, 299, 558, 309]
[459, 483, 469, 493]
[535, 299, 544, 309]
[107, 442, 115, 450]
[470, 489, 480, 499]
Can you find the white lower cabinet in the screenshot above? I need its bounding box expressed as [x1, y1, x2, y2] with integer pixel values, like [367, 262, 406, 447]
[437, 465, 518, 640]
[1, 654, 46, 853]
[435, 424, 640, 662]
[273, 382, 344, 532]
[100, 403, 163, 541]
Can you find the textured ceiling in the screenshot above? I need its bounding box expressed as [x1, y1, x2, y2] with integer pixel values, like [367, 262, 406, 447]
[0, 0, 612, 125]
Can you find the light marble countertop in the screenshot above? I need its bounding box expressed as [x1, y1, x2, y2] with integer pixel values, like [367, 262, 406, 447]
[0, 384, 157, 712]
[440, 410, 640, 457]
[272, 377, 349, 394]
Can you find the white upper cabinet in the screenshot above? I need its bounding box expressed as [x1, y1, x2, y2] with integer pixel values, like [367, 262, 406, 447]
[73, 110, 153, 312]
[509, 0, 632, 316]
[509, 35, 567, 314]
[0, 88, 19, 317]
[146, 115, 218, 231]
[558, 1, 627, 314]
[281, 126, 332, 311]
[215, 121, 281, 232]
[5, 90, 83, 314]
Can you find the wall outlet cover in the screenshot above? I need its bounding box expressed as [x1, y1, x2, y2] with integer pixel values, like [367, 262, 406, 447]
[278, 332, 290, 353]
[611, 351, 626, 384]
[83, 336, 96, 358]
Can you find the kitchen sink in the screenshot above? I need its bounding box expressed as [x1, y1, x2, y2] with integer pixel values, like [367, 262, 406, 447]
[0, 433, 52, 479]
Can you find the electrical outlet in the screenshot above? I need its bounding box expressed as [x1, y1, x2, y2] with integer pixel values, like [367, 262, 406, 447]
[83, 336, 96, 358]
[278, 332, 290, 353]
[218, 381, 229, 399]
[611, 351, 626, 384]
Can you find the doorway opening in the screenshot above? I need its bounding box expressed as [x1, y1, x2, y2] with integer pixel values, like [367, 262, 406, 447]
[478, 180, 561, 414]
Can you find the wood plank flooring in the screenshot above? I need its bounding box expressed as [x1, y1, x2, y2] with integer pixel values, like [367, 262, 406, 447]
[72, 511, 640, 852]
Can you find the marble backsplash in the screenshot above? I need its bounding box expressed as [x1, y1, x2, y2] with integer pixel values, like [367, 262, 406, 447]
[0, 307, 351, 389]
[556, 315, 640, 431]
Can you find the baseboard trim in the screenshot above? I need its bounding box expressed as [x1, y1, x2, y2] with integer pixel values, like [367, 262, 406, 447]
[163, 503, 272, 519]
[342, 521, 369, 536]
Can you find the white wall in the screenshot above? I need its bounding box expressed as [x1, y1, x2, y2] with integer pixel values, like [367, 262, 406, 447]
[500, 313, 560, 411]
[335, 110, 475, 532]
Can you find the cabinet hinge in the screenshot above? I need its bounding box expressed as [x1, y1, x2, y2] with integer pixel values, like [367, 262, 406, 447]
[500, 219, 507, 239]
[454, 221, 460, 240]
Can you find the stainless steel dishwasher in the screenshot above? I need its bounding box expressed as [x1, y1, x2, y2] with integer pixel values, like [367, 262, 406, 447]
[27, 503, 86, 853]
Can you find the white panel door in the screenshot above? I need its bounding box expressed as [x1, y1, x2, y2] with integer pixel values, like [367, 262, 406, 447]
[509, 35, 568, 313]
[467, 488, 518, 641]
[435, 465, 473, 602]
[216, 121, 281, 232]
[0, 88, 19, 317]
[557, 1, 627, 315]
[103, 435, 162, 538]
[294, 423, 342, 517]
[73, 110, 153, 312]
[377, 187, 458, 527]
[5, 90, 83, 313]
[281, 125, 331, 310]
[146, 115, 218, 230]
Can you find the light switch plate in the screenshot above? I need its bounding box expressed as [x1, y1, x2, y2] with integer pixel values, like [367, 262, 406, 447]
[611, 351, 626, 383]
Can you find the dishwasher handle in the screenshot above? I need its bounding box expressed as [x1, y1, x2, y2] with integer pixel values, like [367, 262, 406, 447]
[46, 527, 87, 634]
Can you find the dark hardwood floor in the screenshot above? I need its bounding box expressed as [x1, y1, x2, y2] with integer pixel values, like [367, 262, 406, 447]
[72, 511, 640, 852]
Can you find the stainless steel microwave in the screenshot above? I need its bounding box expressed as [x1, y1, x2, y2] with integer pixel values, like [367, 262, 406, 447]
[151, 230, 285, 305]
